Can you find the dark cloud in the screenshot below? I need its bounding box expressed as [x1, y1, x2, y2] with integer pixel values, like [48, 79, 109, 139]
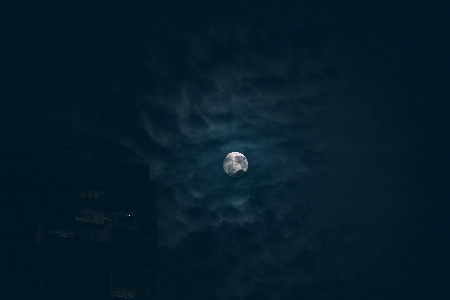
[2, 1, 448, 299]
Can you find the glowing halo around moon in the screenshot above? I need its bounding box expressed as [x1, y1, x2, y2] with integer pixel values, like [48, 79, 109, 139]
[223, 152, 248, 177]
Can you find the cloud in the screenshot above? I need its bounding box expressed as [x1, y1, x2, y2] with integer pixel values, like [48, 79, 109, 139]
[6, 1, 438, 299]
[65, 4, 385, 299]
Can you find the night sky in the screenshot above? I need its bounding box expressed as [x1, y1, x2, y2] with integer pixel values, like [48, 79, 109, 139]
[1, 1, 449, 299]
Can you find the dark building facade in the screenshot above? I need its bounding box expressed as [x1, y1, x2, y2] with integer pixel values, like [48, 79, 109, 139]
[2, 159, 157, 300]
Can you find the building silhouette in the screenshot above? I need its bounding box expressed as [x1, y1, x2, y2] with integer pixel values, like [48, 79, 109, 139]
[3, 158, 157, 300]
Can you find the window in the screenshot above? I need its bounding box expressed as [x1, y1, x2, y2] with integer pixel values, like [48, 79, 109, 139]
[74, 209, 106, 225]
[80, 189, 105, 199]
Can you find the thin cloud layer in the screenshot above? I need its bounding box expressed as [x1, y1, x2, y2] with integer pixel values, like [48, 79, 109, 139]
[65, 3, 396, 299]
[85, 3, 391, 299]
[3, 1, 447, 299]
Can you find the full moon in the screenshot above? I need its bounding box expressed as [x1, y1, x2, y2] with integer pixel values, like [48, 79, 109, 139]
[223, 152, 248, 177]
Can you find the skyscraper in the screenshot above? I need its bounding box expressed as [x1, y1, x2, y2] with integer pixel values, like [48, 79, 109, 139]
[6, 159, 157, 300]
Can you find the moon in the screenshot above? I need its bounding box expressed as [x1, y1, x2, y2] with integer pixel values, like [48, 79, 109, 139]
[223, 152, 248, 177]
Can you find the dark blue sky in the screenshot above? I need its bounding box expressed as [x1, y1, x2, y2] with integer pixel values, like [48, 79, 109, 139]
[2, 1, 449, 299]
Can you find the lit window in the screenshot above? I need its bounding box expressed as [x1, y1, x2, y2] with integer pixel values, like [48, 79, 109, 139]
[94, 190, 99, 199]
[81, 190, 85, 198]
[87, 190, 92, 198]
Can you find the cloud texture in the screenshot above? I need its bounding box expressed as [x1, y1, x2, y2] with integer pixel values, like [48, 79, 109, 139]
[3, 1, 448, 299]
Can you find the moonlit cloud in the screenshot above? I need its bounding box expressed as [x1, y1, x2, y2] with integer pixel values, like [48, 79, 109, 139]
[57, 4, 398, 298]
[3, 1, 447, 299]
